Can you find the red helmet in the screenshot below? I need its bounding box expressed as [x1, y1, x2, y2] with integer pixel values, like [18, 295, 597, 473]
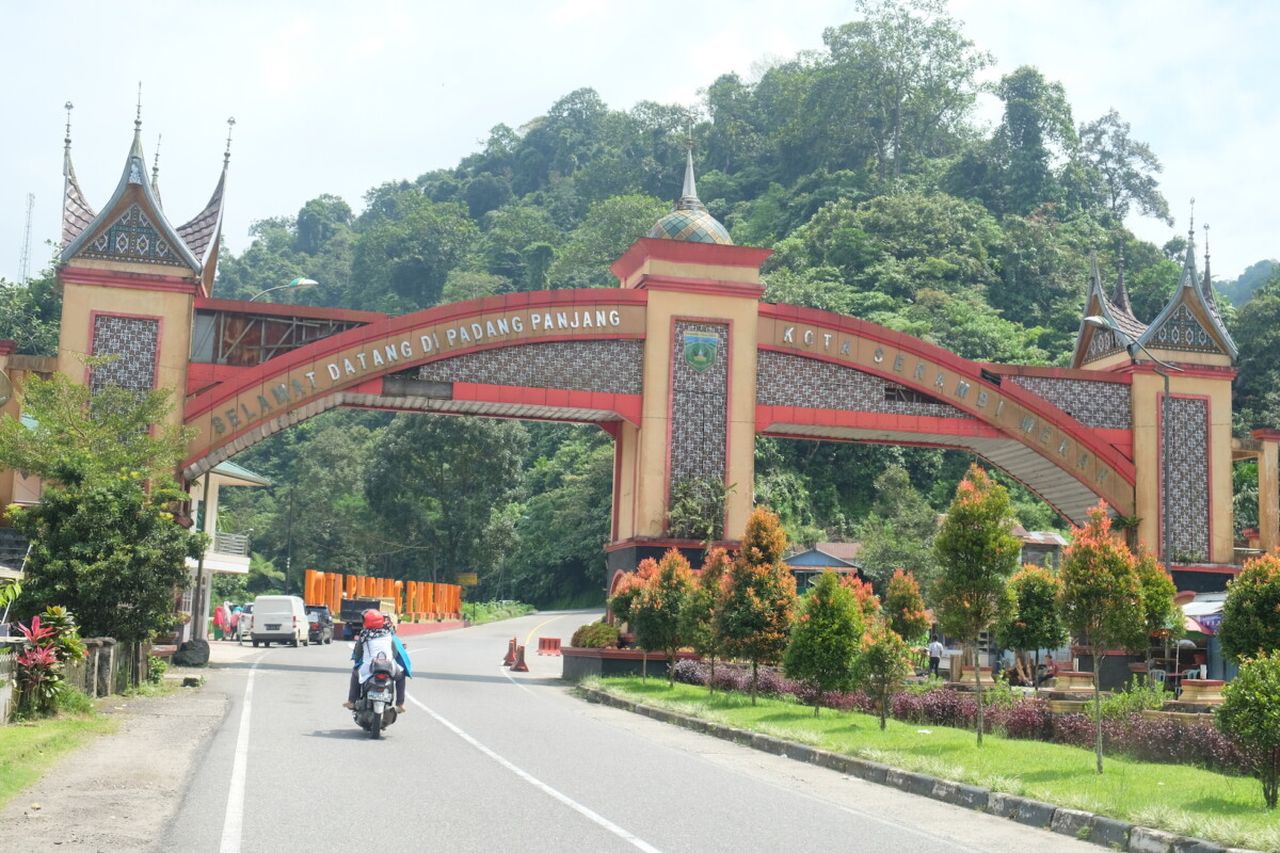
[362, 609, 383, 629]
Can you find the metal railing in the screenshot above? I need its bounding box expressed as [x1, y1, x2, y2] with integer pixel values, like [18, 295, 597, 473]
[212, 532, 250, 557]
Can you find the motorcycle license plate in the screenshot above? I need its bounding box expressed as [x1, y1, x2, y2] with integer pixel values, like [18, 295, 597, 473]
[265, 623, 281, 630]
[368, 689, 392, 701]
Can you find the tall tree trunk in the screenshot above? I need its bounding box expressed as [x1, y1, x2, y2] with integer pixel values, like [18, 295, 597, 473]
[973, 639, 985, 746]
[667, 646, 675, 686]
[642, 650, 647, 681]
[1093, 651, 1104, 774]
[815, 689, 822, 716]
[879, 683, 888, 730]
[708, 655, 716, 694]
[751, 659, 758, 706]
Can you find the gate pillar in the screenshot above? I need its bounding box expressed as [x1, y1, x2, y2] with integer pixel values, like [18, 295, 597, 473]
[606, 238, 771, 571]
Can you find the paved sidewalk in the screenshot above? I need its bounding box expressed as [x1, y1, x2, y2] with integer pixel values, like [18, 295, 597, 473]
[0, 672, 228, 851]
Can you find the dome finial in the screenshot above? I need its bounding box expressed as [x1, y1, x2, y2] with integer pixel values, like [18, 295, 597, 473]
[135, 81, 143, 133]
[681, 146, 698, 204]
[224, 116, 236, 166]
[1187, 197, 1195, 244]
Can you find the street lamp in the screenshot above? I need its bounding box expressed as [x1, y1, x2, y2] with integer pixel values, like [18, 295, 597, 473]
[1084, 315, 1184, 568]
[248, 277, 319, 303]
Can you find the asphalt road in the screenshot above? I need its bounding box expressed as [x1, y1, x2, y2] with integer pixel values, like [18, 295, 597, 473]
[163, 611, 1096, 853]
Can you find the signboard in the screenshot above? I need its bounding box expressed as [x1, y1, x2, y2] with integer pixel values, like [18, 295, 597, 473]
[456, 572, 478, 587]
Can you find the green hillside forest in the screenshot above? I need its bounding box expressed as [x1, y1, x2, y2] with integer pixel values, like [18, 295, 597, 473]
[5, 1, 1279, 606]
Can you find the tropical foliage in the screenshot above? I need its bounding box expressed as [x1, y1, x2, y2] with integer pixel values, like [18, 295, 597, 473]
[1058, 503, 1145, 774]
[784, 570, 863, 714]
[1219, 552, 1280, 662]
[1218, 651, 1280, 809]
[933, 465, 1021, 745]
[717, 508, 797, 703]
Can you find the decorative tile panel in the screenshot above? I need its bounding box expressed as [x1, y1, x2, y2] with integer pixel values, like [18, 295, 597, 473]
[1149, 304, 1224, 355]
[1163, 396, 1209, 561]
[757, 351, 968, 419]
[1083, 327, 1123, 363]
[90, 314, 159, 392]
[417, 340, 642, 394]
[79, 203, 187, 267]
[670, 322, 728, 489]
[1009, 376, 1131, 430]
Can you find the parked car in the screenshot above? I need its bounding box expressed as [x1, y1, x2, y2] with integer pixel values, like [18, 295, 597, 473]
[305, 605, 334, 645]
[249, 595, 309, 647]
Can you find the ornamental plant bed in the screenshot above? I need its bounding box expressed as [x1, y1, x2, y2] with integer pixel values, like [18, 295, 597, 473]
[599, 677, 1280, 852]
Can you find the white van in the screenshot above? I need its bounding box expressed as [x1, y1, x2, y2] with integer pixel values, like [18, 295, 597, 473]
[248, 595, 309, 648]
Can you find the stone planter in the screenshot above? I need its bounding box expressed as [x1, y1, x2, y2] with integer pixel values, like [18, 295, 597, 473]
[561, 647, 698, 681]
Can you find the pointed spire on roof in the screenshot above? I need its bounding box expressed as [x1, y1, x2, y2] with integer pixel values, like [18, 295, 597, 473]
[1136, 197, 1236, 361]
[1201, 223, 1213, 300]
[1113, 246, 1133, 314]
[62, 100, 73, 179]
[151, 134, 163, 210]
[60, 100, 96, 246]
[1088, 249, 1103, 292]
[224, 116, 235, 166]
[178, 117, 236, 292]
[676, 144, 705, 212]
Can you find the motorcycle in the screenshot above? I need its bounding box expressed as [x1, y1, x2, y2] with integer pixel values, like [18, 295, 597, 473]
[352, 654, 398, 739]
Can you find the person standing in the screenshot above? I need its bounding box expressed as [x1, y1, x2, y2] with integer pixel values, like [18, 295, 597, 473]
[927, 636, 944, 678]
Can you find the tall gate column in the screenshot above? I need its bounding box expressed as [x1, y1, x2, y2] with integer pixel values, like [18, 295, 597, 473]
[605, 238, 771, 578]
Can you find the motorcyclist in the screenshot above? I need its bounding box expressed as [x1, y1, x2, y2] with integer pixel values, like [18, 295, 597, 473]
[343, 609, 412, 714]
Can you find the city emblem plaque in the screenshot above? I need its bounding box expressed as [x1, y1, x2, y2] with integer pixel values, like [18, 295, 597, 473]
[683, 332, 719, 372]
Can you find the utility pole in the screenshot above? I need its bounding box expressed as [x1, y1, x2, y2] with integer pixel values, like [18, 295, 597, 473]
[18, 193, 34, 283]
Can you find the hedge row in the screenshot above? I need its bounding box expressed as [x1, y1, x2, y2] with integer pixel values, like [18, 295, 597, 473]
[669, 659, 1249, 776]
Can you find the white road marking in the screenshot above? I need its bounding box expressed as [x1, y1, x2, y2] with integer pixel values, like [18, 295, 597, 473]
[407, 693, 662, 853]
[219, 657, 261, 853]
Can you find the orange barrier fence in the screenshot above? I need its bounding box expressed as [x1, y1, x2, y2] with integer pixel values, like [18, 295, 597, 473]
[537, 637, 562, 656]
[302, 569, 463, 620]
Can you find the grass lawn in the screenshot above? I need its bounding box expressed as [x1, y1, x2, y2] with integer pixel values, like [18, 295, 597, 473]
[0, 712, 118, 810]
[598, 677, 1280, 852]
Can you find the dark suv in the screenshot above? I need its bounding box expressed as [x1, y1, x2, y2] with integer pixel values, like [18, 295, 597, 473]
[304, 605, 334, 645]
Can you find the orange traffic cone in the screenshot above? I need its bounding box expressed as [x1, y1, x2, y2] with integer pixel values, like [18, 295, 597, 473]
[503, 637, 516, 666]
[510, 644, 529, 673]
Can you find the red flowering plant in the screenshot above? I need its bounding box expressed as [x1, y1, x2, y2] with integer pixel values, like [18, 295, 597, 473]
[13, 615, 65, 716]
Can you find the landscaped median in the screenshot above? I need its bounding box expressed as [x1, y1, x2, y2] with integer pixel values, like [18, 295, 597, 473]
[581, 677, 1276, 853]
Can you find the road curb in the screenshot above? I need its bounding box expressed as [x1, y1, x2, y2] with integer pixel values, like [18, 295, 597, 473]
[577, 686, 1260, 853]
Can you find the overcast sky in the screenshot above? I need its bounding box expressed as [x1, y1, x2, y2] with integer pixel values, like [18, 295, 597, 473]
[3, 0, 1276, 287]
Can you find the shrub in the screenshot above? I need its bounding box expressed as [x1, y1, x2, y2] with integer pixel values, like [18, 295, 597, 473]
[55, 686, 94, 715]
[1220, 553, 1280, 661]
[718, 508, 797, 704]
[1001, 698, 1052, 740]
[571, 622, 620, 649]
[39, 605, 87, 666]
[883, 570, 929, 642]
[785, 571, 862, 714]
[1218, 651, 1280, 808]
[671, 658, 708, 686]
[1090, 676, 1166, 720]
[853, 620, 911, 729]
[147, 654, 168, 685]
